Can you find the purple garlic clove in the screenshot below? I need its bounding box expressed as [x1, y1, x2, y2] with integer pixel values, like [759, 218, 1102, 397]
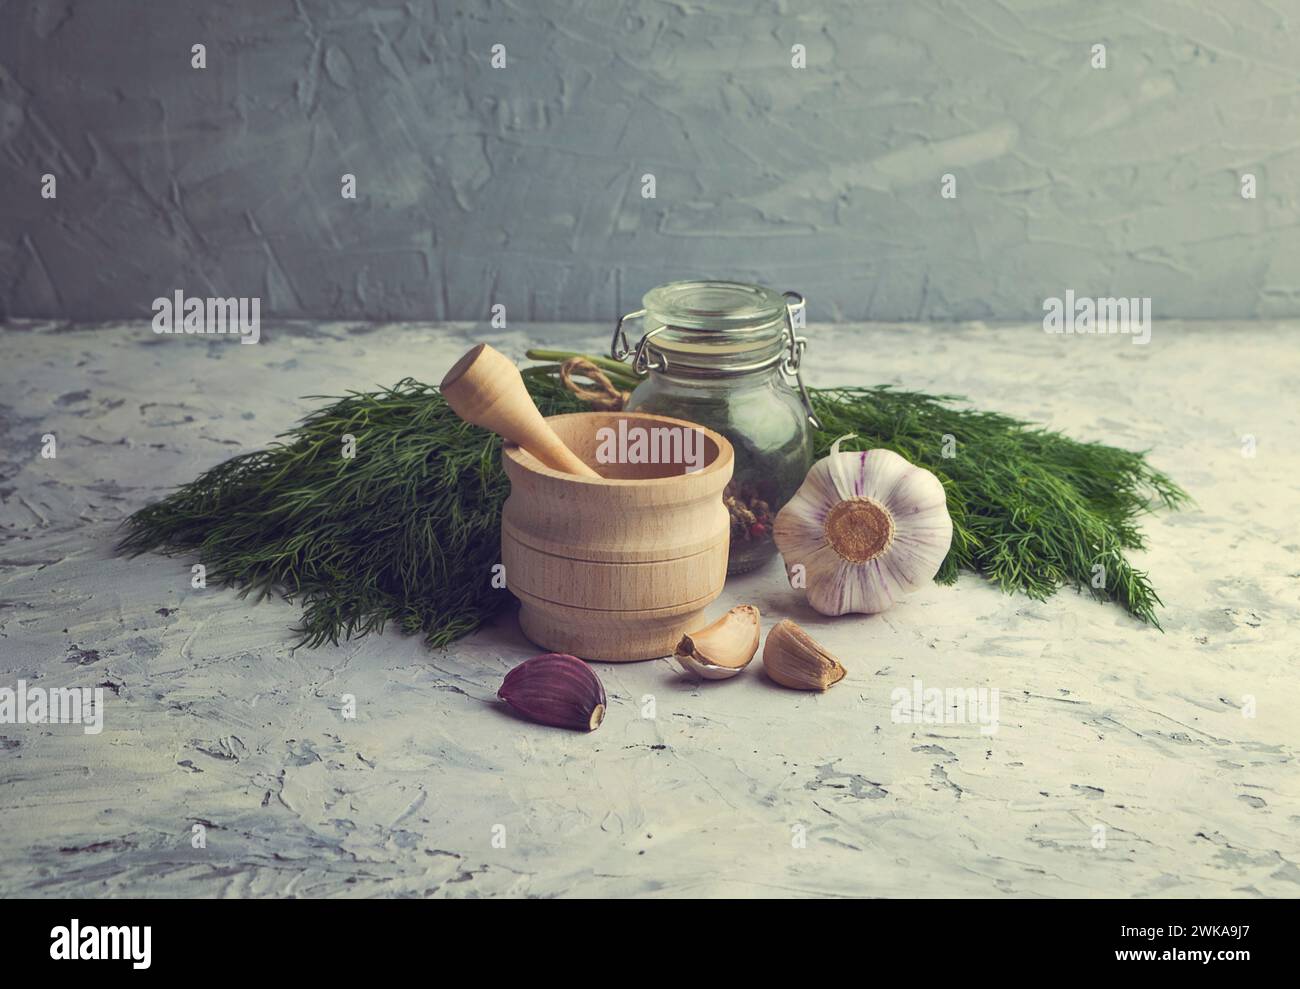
[498, 653, 607, 732]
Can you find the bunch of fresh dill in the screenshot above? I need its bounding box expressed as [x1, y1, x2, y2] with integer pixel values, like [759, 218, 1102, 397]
[118, 357, 1187, 648]
[119, 373, 584, 648]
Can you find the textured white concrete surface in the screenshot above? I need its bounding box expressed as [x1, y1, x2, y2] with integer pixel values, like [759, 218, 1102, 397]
[0, 319, 1297, 897]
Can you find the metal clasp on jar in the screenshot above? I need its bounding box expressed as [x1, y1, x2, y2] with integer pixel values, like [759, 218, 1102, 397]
[609, 308, 665, 374]
[780, 291, 822, 430]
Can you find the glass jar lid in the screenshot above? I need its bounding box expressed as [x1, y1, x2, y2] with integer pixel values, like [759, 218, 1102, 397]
[643, 280, 787, 332]
[638, 280, 789, 375]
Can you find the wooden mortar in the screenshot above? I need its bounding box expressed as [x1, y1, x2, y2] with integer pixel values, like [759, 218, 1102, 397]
[501, 411, 734, 661]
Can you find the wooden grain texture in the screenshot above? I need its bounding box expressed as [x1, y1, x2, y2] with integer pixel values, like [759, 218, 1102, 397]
[441, 343, 600, 478]
[513, 588, 716, 663]
[502, 412, 733, 660]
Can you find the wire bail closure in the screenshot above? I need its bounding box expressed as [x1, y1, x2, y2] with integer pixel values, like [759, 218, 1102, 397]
[610, 288, 820, 429]
[610, 308, 665, 373]
[780, 290, 822, 430]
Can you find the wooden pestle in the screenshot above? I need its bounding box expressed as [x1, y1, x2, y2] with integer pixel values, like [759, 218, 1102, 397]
[441, 343, 601, 478]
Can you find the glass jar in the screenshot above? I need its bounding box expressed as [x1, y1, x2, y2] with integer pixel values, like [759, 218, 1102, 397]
[610, 280, 820, 574]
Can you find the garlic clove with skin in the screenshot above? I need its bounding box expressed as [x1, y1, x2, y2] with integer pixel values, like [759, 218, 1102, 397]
[498, 653, 607, 731]
[774, 435, 952, 616]
[762, 619, 846, 691]
[674, 605, 761, 680]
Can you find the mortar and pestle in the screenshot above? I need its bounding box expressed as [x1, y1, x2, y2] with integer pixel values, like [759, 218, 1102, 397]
[442, 344, 734, 660]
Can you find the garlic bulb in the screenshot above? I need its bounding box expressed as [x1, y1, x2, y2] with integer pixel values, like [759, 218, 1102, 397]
[773, 436, 952, 616]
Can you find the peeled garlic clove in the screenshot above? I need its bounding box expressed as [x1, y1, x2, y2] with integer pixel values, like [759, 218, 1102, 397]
[674, 605, 761, 680]
[773, 436, 953, 616]
[762, 619, 846, 691]
[498, 653, 607, 731]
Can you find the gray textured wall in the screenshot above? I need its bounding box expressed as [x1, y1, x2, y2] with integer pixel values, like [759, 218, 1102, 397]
[2, 0, 1297, 322]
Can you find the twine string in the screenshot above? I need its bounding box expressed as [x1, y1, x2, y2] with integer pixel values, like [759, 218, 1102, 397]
[558, 357, 629, 411]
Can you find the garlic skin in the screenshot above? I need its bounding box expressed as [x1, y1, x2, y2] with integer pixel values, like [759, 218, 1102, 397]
[674, 605, 761, 680]
[498, 653, 607, 731]
[773, 437, 952, 616]
[762, 619, 846, 691]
